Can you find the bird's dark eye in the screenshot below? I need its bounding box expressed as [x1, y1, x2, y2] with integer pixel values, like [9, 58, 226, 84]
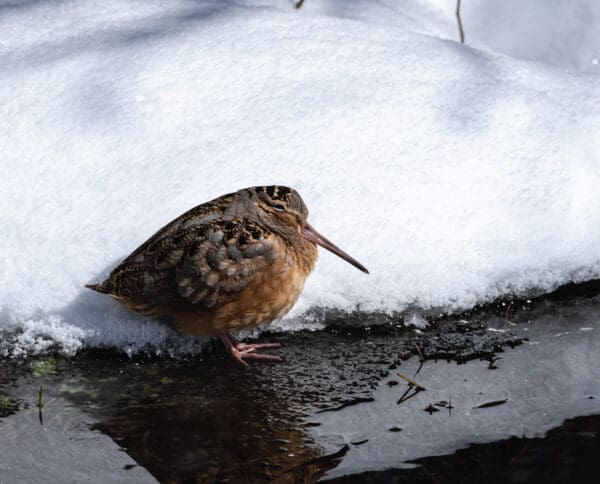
[274, 204, 285, 212]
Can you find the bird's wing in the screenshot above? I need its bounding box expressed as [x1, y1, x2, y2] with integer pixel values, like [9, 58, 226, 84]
[121, 191, 238, 264]
[102, 218, 276, 309]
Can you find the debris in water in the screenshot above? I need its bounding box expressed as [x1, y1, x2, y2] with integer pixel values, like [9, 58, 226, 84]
[396, 371, 426, 391]
[425, 404, 440, 414]
[475, 399, 508, 409]
[488, 357, 502, 370]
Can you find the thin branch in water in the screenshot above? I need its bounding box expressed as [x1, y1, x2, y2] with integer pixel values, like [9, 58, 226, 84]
[456, 0, 465, 44]
[414, 359, 424, 377]
[397, 388, 421, 405]
[504, 300, 513, 321]
[397, 385, 413, 404]
[414, 343, 425, 362]
[474, 399, 508, 409]
[37, 384, 44, 426]
[397, 371, 426, 391]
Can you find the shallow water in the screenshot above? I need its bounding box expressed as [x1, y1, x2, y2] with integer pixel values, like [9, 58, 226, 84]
[329, 413, 600, 483]
[1, 293, 600, 482]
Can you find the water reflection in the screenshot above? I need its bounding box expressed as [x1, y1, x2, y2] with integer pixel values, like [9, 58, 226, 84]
[75, 354, 332, 482]
[0, 312, 546, 482]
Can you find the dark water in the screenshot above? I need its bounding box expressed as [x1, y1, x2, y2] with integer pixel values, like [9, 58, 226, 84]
[330, 414, 600, 483]
[1, 291, 600, 483]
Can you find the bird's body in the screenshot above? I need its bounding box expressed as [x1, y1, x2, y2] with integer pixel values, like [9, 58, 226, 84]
[87, 186, 367, 366]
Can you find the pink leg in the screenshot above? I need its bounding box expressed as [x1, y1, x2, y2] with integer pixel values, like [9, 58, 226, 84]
[219, 333, 282, 367]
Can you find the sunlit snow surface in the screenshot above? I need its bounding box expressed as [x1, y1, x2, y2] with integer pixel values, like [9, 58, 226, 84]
[1, 0, 600, 356]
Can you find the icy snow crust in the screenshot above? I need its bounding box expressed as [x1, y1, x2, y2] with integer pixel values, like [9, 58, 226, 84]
[1, 0, 600, 356]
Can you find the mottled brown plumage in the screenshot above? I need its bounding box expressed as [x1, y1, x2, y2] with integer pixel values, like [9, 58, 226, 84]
[87, 185, 368, 366]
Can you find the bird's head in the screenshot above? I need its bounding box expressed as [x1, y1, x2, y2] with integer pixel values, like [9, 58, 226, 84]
[246, 185, 369, 274]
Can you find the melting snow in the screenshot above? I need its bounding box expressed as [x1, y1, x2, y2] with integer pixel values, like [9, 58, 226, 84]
[1, 0, 600, 355]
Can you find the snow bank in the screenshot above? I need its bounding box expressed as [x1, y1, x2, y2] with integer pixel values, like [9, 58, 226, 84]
[431, 0, 600, 75]
[1, 0, 600, 356]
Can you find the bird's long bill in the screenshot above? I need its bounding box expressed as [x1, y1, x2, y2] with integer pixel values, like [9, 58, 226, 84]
[302, 223, 369, 274]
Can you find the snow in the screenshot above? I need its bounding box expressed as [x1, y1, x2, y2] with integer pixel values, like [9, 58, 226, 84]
[433, 0, 600, 74]
[1, 0, 600, 356]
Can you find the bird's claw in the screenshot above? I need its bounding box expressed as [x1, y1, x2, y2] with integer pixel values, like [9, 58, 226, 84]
[235, 342, 282, 351]
[220, 334, 283, 367]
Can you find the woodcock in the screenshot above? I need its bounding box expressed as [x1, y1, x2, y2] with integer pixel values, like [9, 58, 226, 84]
[86, 186, 369, 366]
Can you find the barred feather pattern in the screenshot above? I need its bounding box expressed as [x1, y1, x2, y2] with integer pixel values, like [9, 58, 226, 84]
[87, 186, 318, 335]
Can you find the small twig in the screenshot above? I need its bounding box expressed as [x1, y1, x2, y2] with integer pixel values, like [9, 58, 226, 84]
[474, 399, 507, 409]
[414, 360, 424, 377]
[397, 371, 426, 391]
[504, 301, 513, 321]
[414, 343, 425, 362]
[397, 388, 421, 405]
[37, 385, 44, 426]
[295, 0, 305, 9]
[456, 0, 465, 44]
[397, 386, 413, 404]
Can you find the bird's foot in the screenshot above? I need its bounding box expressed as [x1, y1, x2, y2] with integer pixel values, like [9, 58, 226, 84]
[235, 341, 282, 351]
[219, 334, 282, 368]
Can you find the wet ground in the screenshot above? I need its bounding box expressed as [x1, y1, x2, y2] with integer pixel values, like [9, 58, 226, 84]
[1, 287, 600, 483]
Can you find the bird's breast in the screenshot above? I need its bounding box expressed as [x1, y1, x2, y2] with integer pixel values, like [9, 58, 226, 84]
[214, 235, 317, 332]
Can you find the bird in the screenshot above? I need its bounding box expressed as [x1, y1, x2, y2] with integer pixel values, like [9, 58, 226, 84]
[86, 185, 368, 366]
